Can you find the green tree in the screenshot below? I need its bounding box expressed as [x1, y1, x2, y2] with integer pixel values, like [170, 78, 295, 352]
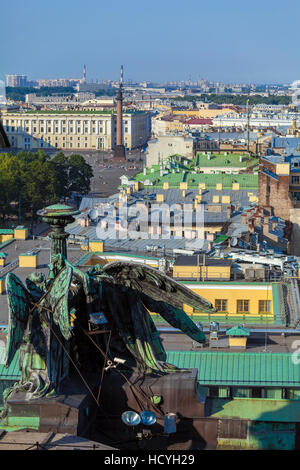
[0, 153, 22, 221]
[51, 153, 93, 198]
[21, 158, 58, 223]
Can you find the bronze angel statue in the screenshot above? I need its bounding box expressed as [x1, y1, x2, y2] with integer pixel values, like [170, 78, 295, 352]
[4, 254, 215, 402]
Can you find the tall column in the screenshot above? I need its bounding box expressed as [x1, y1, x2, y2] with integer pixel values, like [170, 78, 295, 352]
[116, 87, 123, 146]
[114, 83, 126, 161]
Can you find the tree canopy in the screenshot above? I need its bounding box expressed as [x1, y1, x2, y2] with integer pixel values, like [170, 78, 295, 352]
[0, 150, 93, 224]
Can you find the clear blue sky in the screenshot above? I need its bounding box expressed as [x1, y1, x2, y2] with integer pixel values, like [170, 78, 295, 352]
[1, 0, 299, 84]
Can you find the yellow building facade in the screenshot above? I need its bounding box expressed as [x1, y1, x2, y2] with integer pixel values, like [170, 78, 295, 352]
[0, 109, 149, 151]
[0, 230, 14, 243]
[19, 253, 39, 268]
[14, 226, 28, 240]
[181, 282, 274, 319]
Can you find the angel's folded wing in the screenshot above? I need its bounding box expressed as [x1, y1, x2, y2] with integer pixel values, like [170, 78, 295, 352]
[5, 273, 32, 367]
[39, 265, 73, 340]
[102, 260, 216, 313]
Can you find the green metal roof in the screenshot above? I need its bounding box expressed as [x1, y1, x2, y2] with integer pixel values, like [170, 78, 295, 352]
[19, 252, 38, 256]
[134, 169, 258, 189]
[0, 253, 8, 258]
[0, 348, 20, 381]
[166, 351, 300, 387]
[226, 325, 250, 336]
[213, 235, 228, 244]
[0, 229, 13, 235]
[196, 153, 258, 168]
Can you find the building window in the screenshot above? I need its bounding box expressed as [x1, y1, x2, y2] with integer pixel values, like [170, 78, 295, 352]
[251, 387, 262, 398]
[215, 299, 228, 312]
[292, 176, 300, 184]
[70, 128, 73, 133]
[208, 386, 219, 397]
[258, 300, 271, 314]
[237, 299, 249, 313]
[40, 127, 44, 133]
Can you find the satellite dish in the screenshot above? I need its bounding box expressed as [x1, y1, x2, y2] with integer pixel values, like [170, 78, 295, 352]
[231, 237, 238, 247]
[121, 411, 141, 427]
[140, 411, 157, 426]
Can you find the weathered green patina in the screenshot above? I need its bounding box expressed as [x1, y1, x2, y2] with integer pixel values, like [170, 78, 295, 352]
[37, 204, 80, 276]
[1, 204, 216, 416]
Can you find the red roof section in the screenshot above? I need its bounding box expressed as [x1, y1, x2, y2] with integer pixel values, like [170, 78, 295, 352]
[183, 118, 213, 126]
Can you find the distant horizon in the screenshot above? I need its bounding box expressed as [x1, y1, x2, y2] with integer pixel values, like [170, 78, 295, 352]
[1, 0, 300, 85]
[1, 73, 294, 88]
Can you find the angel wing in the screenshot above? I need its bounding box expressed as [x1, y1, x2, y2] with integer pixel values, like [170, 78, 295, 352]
[5, 273, 33, 368]
[100, 260, 216, 345]
[38, 264, 73, 340]
[101, 260, 215, 313]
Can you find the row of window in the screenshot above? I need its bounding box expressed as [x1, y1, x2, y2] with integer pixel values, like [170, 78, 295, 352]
[206, 385, 300, 400]
[6, 126, 129, 135]
[4, 119, 128, 125]
[215, 299, 271, 314]
[6, 125, 106, 134]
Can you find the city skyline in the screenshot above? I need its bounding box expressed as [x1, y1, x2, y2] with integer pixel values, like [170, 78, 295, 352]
[1, 0, 300, 85]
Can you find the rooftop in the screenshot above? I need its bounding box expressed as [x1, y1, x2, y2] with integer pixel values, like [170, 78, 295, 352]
[166, 350, 300, 387]
[196, 153, 259, 168]
[174, 255, 232, 267]
[4, 109, 146, 116]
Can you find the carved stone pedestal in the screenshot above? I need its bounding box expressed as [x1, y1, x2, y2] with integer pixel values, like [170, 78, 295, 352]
[114, 145, 126, 161]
